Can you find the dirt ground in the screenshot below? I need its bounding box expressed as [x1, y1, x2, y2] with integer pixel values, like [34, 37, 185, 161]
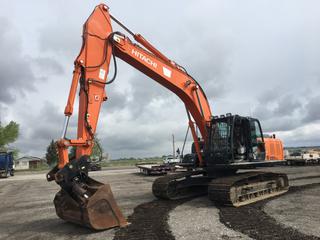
[0, 165, 319, 240]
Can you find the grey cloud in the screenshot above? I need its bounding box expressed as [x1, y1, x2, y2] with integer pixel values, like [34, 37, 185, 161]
[37, 1, 232, 107]
[29, 103, 63, 139]
[254, 91, 302, 120]
[36, 1, 100, 57]
[303, 95, 320, 124]
[4, 0, 320, 157]
[32, 57, 65, 76]
[180, 34, 231, 99]
[126, 73, 171, 118]
[102, 67, 183, 120]
[257, 88, 282, 105]
[253, 89, 320, 133]
[103, 89, 128, 112]
[13, 102, 72, 157]
[100, 119, 189, 158]
[102, 61, 132, 113]
[281, 124, 320, 147]
[103, 34, 230, 121]
[0, 104, 7, 122]
[262, 117, 301, 132]
[13, 98, 188, 158]
[253, 91, 304, 131]
[0, 17, 64, 107]
[0, 17, 37, 104]
[273, 94, 302, 117]
[39, 23, 81, 57]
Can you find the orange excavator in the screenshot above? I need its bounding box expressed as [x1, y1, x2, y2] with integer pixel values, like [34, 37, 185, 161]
[47, 4, 289, 230]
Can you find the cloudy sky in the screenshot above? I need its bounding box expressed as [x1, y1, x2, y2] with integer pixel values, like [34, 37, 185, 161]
[0, 0, 320, 158]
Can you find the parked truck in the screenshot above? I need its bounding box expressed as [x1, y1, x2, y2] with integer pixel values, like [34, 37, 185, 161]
[286, 151, 320, 165]
[0, 152, 14, 178]
[163, 155, 181, 164]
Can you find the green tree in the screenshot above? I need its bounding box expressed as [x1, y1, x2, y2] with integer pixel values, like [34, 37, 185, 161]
[46, 140, 59, 166]
[0, 121, 19, 150]
[68, 138, 103, 161]
[91, 138, 103, 161]
[69, 146, 76, 160]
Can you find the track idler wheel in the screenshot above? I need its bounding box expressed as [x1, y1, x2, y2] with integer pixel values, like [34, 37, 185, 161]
[47, 156, 127, 230]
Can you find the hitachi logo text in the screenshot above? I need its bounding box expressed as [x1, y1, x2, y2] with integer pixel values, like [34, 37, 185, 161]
[131, 49, 157, 68]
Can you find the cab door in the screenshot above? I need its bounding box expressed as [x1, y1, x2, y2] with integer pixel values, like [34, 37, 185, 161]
[249, 119, 266, 160]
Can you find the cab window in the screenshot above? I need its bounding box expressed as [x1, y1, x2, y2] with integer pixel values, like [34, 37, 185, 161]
[250, 120, 263, 146]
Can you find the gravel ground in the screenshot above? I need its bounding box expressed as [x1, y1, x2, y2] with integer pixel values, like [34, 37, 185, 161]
[265, 184, 320, 238]
[0, 169, 157, 240]
[168, 165, 320, 240]
[169, 197, 252, 240]
[0, 165, 319, 240]
[217, 184, 320, 240]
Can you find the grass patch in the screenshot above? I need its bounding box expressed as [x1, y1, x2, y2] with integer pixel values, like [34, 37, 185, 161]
[101, 157, 163, 167]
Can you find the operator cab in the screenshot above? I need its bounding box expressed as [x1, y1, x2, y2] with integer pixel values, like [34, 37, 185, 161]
[206, 114, 266, 166]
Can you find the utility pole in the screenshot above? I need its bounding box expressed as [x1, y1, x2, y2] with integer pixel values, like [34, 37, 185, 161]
[172, 134, 175, 158]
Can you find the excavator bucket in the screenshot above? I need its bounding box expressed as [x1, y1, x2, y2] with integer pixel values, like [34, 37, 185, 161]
[47, 157, 127, 230]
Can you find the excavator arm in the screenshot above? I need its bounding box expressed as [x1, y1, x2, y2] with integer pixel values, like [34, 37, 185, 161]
[47, 4, 212, 230]
[57, 4, 212, 169]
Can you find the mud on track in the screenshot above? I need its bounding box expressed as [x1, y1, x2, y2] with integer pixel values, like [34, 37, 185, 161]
[114, 181, 320, 240]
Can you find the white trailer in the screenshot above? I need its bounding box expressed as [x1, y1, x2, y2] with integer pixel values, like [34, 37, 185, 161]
[136, 163, 176, 175]
[286, 152, 320, 165]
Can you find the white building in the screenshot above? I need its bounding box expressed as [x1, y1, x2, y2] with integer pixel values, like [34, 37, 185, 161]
[15, 156, 46, 170]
